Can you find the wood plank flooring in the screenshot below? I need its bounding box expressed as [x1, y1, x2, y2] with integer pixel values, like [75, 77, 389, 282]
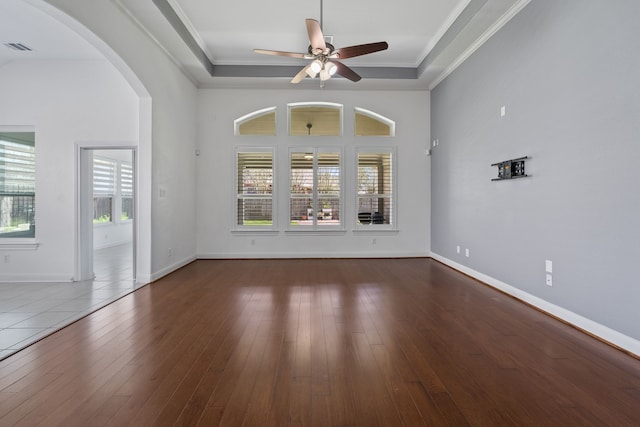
[0, 258, 638, 426]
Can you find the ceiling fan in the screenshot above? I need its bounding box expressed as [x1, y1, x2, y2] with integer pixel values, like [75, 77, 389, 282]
[254, 14, 388, 85]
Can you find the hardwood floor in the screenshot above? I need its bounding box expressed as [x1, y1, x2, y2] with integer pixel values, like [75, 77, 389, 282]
[0, 258, 638, 426]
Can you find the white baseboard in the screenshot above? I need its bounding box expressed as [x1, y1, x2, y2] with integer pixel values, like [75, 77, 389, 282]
[430, 252, 640, 358]
[134, 274, 152, 286]
[149, 255, 197, 283]
[197, 251, 429, 259]
[0, 274, 74, 283]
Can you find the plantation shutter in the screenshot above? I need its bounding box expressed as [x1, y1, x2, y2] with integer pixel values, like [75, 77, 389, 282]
[0, 133, 36, 237]
[357, 152, 392, 225]
[236, 150, 273, 227]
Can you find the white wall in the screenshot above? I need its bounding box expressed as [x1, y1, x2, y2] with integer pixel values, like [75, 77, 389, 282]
[94, 222, 132, 250]
[0, 60, 138, 281]
[38, 0, 199, 282]
[197, 89, 431, 258]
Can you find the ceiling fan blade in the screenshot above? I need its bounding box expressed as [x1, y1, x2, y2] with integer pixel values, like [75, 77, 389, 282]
[334, 42, 388, 59]
[305, 19, 326, 52]
[332, 60, 361, 82]
[291, 64, 311, 84]
[254, 49, 307, 59]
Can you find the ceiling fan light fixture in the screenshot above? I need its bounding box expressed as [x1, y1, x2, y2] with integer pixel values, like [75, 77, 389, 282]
[309, 59, 322, 74]
[325, 61, 337, 76]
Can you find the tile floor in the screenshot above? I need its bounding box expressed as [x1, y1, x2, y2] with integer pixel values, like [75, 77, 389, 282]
[0, 243, 141, 360]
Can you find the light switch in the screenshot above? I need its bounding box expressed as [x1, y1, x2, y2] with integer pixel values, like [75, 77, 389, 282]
[545, 260, 553, 273]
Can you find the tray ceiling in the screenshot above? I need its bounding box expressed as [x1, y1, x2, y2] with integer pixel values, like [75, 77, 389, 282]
[1, 0, 531, 90]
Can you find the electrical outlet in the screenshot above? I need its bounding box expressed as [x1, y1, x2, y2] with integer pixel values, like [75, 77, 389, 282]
[168, 248, 173, 257]
[456, 245, 460, 254]
[465, 248, 469, 257]
[546, 274, 553, 287]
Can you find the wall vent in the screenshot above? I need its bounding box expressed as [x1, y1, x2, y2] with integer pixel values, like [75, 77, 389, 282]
[4, 42, 33, 52]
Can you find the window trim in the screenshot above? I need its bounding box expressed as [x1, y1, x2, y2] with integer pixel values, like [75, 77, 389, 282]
[354, 146, 397, 231]
[233, 146, 276, 232]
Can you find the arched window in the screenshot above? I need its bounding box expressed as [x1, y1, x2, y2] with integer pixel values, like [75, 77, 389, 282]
[288, 102, 343, 136]
[232, 103, 397, 233]
[234, 107, 276, 136]
[355, 108, 395, 136]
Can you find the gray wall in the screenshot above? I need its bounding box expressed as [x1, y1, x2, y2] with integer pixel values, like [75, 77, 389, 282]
[431, 0, 640, 341]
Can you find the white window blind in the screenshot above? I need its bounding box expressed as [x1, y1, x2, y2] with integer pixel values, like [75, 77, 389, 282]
[93, 158, 116, 195]
[93, 157, 116, 223]
[120, 162, 133, 197]
[120, 161, 133, 221]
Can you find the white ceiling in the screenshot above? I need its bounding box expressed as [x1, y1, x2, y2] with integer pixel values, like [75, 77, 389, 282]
[0, 0, 102, 68]
[0, 0, 530, 90]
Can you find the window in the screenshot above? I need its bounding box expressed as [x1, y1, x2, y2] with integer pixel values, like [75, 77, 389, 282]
[290, 149, 341, 229]
[232, 104, 397, 234]
[355, 108, 395, 136]
[357, 150, 394, 227]
[234, 107, 276, 136]
[120, 161, 133, 221]
[93, 157, 116, 223]
[236, 149, 274, 228]
[0, 132, 36, 238]
[289, 102, 342, 136]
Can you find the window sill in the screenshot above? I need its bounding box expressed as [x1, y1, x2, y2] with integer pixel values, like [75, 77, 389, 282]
[0, 241, 40, 250]
[352, 228, 399, 234]
[93, 222, 115, 227]
[285, 229, 347, 236]
[232, 229, 279, 236]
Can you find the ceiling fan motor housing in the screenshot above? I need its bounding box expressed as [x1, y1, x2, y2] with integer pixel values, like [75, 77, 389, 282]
[308, 43, 335, 57]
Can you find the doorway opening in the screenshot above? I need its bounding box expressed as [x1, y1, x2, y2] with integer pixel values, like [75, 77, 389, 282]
[78, 147, 136, 283]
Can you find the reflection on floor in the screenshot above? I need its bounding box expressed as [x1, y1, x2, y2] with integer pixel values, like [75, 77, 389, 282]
[0, 243, 141, 360]
[93, 241, 134, 282]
